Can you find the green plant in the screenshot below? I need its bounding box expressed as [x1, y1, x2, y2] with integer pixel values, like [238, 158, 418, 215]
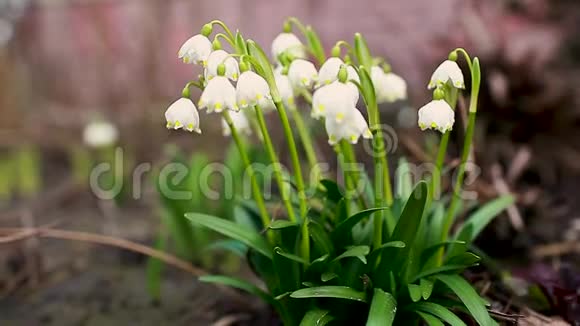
[162, 18, 512, 325]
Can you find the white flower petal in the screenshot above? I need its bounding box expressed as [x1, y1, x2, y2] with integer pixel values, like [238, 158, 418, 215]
[178, 35, 212, 65]
[428, 60, 465, 89]
[274, 70, 295, 107]
[417, 99, 455, 133]
[317, 57, 344, 86]
[199, 76, 238, 113]
[271, 33, 306, 61]
[83, 121, 119, 148]
[204, 50, 240, 81]
[311, 81, 358, 121]
[325, 107, 371, 145]
[222, 110, 251, 137]
[371, 66, 407, 103]
[236, 71, 271, 109]
[164, 98, 201, 133]
[288, 59, 318, 90]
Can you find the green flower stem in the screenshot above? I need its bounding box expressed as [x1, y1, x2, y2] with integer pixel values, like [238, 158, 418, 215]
[340, 141, 367, 210]
[431, 88, 458, 199]
[253, 104, 297, 223]
[441, 56, 481, 242]
[334, 143, 352, 214]
[209, 20, 235, 40]
[221, 110, 272, 234]
[289, 103, 322, 181]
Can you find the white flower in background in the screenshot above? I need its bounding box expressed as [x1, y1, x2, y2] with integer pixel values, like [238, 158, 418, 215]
[428, 60, 465, 89]
[325, 108, 372, 145]
[204, 50, 240, 81]
[311, 81, 358, 122]
[288, 59, 318, 90]
[317, 57, 360, 86]
[178, 35, 212, 65]
[199, 76, 238, 113]
[271, 32, 306, 61]
[274, 69, 295, 106]
[164, 98, 201, 133]
[236, 71, 272, 109]
[222, 110, 252, 136]
[83, 120, 119, 148]
[371, 66, 407, 103]
[418, 99, 455, 133]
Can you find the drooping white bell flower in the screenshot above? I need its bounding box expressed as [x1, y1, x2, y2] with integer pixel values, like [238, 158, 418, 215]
[288, 59, 318, 90]
[271, 32, 306, 61]
[164, 98, 201, 133]
[428, 60, 465, 89]
[222, 110, 252, 137]
[371, 66, 407, 103]
[317, 57, 360, 86]
[325, 108, 372, 145]
[311, 81, 358, 122]
[199, 76, 238, 113]
[236, 71, 272, 109]
[178, 35, 212, 65]
[274, 69, 295, 107]
[204, 50, 240, 81]
[83, 120, 119, 148]
[417, 99, 455, 133]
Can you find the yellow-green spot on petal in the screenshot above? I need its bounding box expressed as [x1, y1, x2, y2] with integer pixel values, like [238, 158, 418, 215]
[318, 104, 325, 112]
[336, 112, 345, 122]
[256, 93, 263, 100]
[174, 121, 182, 128]
[325, 79, 331, 85]
[215, 102, 223, 110]
[288, 98, 294, 105]
[187, 123, 194, 131]
[350, 135, 358, 142]
[431, 122, 437, 128]
[301, 77, 308, 85]
[240, 99, 247, 106]
[183, 57, 190, 64]
[232, 73, 238, 80]
[329, 135, 336, 142]
[202, 60, 207, 66]
[166, 122, 173, 128]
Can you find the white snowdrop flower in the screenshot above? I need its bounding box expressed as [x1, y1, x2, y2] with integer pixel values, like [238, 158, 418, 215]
[317, 57, 360, 87]
[236, 71, 272, 109]
[325, 108, 372, 145]
[204, 50, 240, 81]
[274, 70, 295, 107]
[222, 110, 251, 137]
[418, 99, 455, 133]
[271, 32, 306, 61]
[371, 66, 407, 103]
[288, 59, 318, 90]
[428, 60, 465, 89]
[199, 76, 238, 113]
[178, 35, 212, 65]
[311, 81, 358, 122]
[83, 120, 119, 148]
[164, 98, 201, 133]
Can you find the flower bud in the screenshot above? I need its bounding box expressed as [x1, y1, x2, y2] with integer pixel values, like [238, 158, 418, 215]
[331, 45, 341, 58]
[283, 21, 292, 33]
[212, 38, 222, 50]
[433, 87, 445, 100]
[448, 50, 458, 62]
[337, 65, 348, 83]
[201, 23, 212, 37]
[217, 63, 226, 77]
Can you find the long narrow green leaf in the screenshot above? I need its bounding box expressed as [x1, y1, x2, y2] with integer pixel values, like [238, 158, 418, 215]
[333, 245, 370, 264]
[206, 239, 247, 257]
[411, 302, 466, 326]
[291, 286, 367, 302]
[185, 213, 272, 259]
[332, 207, 389, 243]
[199, 275, 275, 305]
[366, 288, 397, 326]
[416, 311, 445, 326]
[435, 274, 493, 326]
[300, 309, 334, 326]
[305, 26, 326, 64]
[269, 220, 299, 229]
[458, 195, 514, 242]
[395, 157, 413, 201]
[420, 278, 434, 300]
[275, 247, 310, 266]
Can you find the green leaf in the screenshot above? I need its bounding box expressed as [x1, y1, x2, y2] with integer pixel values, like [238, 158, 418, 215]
[333, 245, 370, 264]
[420, 278, 434, 300]
[416, 311, 445, 326]
[291, 286, 367, 302]
[408, 284, 422, 302]
[300, 309, 334, 326]
[275, 247, 310, 266]
[206, 239, 247, 257]
[305, 25, 326, 64]
[247, 40, 280, 101]
[353, 33, 373, 70]
[199, 275, 275, 305]
[185, 213, 272, 259]
[435, 274, 493, 326]
[269, 220, 299, 229]
[321, 272, 338, 282]
[310, 221, 334, 255]
[146, 230, 166, 300]
[446, 225, 473, 259]
[411, 302, 466, 326]
[234, 30, 248, 55]
[446, 252, 480, 267]
[366, 288, 397, 326]
[332, 207, 389, 245]
[320, 179, 344, 202]
[420, 241, 466, 270]
[412, 265, 471, 283]
[368, 241, 406, 266]
[458, 195, 514, 242]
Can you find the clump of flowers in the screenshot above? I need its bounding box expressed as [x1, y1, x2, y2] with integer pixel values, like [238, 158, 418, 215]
[162, 17, 512, 326]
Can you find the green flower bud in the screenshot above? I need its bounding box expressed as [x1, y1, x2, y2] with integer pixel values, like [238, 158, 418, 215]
[337, 65, 348, 83]
[433, 87, 445, 100]
[212, 38, 222, 50]
[343, 54, 352, 64]
[239, 61, 249, 73]
[283, 21, 292, 33]
[217, 63, 226, 77]
[331, 45, 341, 57]
[201, 24, 213, 37]
[448, 50, 458, 62]
[381, 63, 392, 73]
